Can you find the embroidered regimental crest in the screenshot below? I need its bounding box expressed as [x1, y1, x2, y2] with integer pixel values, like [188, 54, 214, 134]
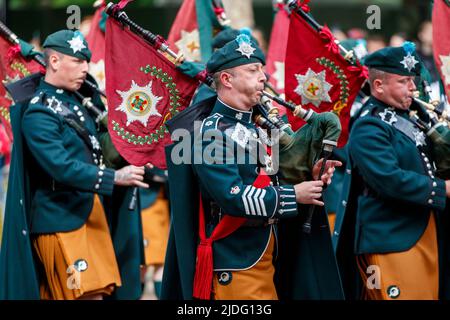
[235, 34, 256, 59]
[379, 108, 397, 125]
[67, 35, 86, 54]
[116, 80, 163, 127]
[294, 68, 333, 107]
[175, 29, 201, 62]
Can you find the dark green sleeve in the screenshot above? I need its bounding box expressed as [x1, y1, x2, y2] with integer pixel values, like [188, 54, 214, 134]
[350, 116, 446, 210]
[22, 104, 115, 196]
[193, 128, 298, 219]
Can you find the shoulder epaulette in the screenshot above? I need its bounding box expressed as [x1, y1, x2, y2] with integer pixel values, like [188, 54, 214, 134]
[29, 91, 46, 106]
[200, 113, 223, 133]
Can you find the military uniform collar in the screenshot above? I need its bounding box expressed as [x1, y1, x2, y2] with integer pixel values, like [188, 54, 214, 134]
[212, 98, 252, 124]
[369, 96, 409, 118]
[39, 79, 76, 101]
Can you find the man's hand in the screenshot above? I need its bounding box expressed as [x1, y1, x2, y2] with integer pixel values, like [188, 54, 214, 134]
[114, 165, 150, 188]
[294, 180, 325, 206]
[312, 158, 342, 185]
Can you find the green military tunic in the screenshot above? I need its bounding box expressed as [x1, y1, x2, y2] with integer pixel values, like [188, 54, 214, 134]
[162, 98, 344, 299]
[0, 77, 143, 299]
[162, 28, 343, 300]
[24, 80, 115, 233]
[192, 99, 298, 270]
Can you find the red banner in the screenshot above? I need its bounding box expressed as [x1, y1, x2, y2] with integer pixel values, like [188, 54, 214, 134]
[432, 0, 450, 103]
[285, 12, 367, 146]
[105, 19, 198, 169]
[167, 0, 201, 62]
[0, 36, 42, 140]
[0, 120, 11, 162]
[86, 1, 106, 92]
[266, 7, 290, 115]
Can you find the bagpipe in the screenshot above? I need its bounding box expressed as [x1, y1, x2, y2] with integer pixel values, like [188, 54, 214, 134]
[106, 1, 343, 231]
[409, 81, 450, 180]
[254, 90, 340, 233]
[105, 2, 182, 64]
[255, 90, 341, 184]
[253, 0, 362, 233]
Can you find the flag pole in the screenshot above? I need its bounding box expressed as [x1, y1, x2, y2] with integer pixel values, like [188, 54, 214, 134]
[284, 0, 356, 64]
[211, 0, 231, 26]
[0, 20, 106, 98]
[105, 2, 182, 63]
[0, 21, 107, 124]
[105, 2, 213, 86]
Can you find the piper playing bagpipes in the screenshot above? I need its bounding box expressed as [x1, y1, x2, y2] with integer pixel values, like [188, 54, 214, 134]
[0, 29, 150, 300]
[334, 43, 450, 300]
[162, 32, 344, 300]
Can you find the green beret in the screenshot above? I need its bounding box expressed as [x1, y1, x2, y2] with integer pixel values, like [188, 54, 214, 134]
[207, 33, 265, 74]
[212, 27, 258, 50]
[364, 42, 420, 76]
[340, 39, 368, 61]
[43, 30, 91, 62]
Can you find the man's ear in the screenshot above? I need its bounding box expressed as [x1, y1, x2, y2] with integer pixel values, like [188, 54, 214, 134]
[48, 54, 60, 72]
[372, 78, 384, 95]
[219, 71, 233, 89]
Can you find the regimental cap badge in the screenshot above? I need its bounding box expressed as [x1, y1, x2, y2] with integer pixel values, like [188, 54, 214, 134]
[206, 28, 265, 73]
[67, 31, 87, 54]
[400, 41, 419, 72]
[43, 29, 91, 62]
[235, 32, 256, 59]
